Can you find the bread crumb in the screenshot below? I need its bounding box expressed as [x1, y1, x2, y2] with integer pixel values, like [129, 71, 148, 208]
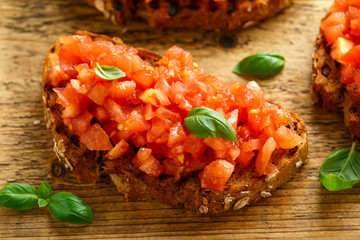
[233, 197, 249, 210]
[240, 191, 250, 195]
[202, 197, 208, 205]
[33, 120, 41, 125]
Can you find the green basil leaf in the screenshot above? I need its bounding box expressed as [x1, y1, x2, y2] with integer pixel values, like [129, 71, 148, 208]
[38, 181, 52, 200]
[48, 192, 93, 224]
[95, 63, 126, 80]
[184, 107, 236, 142]
[233, 53, 285, 76]
[319, 142, 360, 191]
[38, 198, 49, 208]
[0, 183, 39, 210]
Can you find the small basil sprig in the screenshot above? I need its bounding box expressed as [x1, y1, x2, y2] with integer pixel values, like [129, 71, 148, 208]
[319, 142, 360, 191]
[184, 107, 236, 142]
[0, 181, 93, 224]
[233, 53, 285, 76]
[95, 63, 126, 80]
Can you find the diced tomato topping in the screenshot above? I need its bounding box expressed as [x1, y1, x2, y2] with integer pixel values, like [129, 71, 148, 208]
[274, 126, 304, 149]
[109, 80, 136, 101]
[322, 1, 360, 97]
[199, 160, 235, 191]
[51, 34, 302, 191]
[79, 123, 112, 151]
[106, 139, 129, 159]
[255, 137, 276, 175]
[87, 83, 108, 105]
[71, 110, 93, 135]
[132, 147, 152, 167]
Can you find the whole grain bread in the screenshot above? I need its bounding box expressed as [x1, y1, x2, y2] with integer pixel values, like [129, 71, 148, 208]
[43, 31, 308, 214]
[86, 0, 292, 30]
[312, 33, 360, 140]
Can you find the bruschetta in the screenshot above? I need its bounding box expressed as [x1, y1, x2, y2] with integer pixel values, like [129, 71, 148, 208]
[312, 0, 360, 140]
[43, 31, 308, 214]
[86, 0, 292, 30]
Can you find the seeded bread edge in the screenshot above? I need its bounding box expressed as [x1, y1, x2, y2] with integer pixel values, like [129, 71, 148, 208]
[312, 32, 360, 140]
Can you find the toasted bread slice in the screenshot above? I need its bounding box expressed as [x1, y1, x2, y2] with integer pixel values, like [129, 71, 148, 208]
[86, 0, 292, 30]
[43, 32, 308, 214]
[312, 33, 360, 140]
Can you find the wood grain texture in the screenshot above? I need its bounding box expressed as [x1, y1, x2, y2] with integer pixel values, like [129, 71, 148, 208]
[1, 0, 359, 239]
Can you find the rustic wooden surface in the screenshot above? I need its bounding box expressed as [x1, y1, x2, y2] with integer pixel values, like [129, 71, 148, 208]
[1, 0, 359, 239]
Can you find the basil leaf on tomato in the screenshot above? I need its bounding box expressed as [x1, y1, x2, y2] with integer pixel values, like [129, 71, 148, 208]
[184, 107, 237, 142]
[48, 192, 93, 224]
[0, 183, 39, 210]
[95, 63, 126, 80]
[233, 53, 285, 76]
[319, 142, 360, 191]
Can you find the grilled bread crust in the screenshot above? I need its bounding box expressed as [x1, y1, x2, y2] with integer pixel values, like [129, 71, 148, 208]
[43, 31, 308, 214]
[312, 33, 360, 140]
[86, 0, 292, 30]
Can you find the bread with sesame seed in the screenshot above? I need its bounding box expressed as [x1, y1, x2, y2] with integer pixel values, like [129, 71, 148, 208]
[43, 31, 308, 214]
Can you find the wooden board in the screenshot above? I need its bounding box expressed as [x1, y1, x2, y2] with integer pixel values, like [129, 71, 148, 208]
[1, 0, 359, 239]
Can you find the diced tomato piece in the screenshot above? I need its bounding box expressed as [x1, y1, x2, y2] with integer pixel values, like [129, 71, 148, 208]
[106, 139, 129, 159]
[155, 106, 180, 122]
[340, 63, 356, 83]
[321, 12, 347, 44]
[242, 138, 263, 152]
[139, 155, 163, 177]
[93, 106, 110, 123]
[71, 110, 93, 135]
[236, 150, 255, 167]
[339, 45, 360, 65]
[183, 135, 207, 161]
[79, 123, 112, 150]
[162, 158, 182, 178]
[203, 138, 229, 158]
[228, 146, 241, 161]
[233, 81, 265, 108]
[227, 109, 238, 130]
[255, 137, 276, 175]
[274, 126, 304, 149]
[124, 110, 148, 133]
[154, 77, 171, 95]
[132, 148, 152, 167]
[103, 99, 128, 122]
[109, 80, 136, 101]
[131, 133, 147, 147]
[132, 69, 156, 89]
[168, 122, 186, 147]
[347, 82, 360, 98]
[140, 89, 171, 106]
[146, 117, 169, 143]
[48, 54, 68, 86]
[87, 83, 108, 105]
[199, 160, 235, 191]
[144, 103, 154, 120]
